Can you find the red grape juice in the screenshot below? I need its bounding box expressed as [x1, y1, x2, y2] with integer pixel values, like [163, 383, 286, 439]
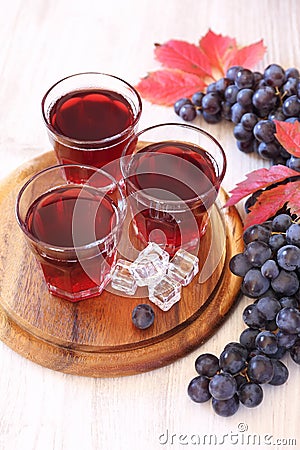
[126, 142, 219, 256]
[25, 185, 118, 301]
[49, 89, 136, 179]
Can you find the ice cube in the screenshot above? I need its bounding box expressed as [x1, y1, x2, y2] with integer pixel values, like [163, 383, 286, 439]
[167, 248, 199, 286]
[148, 275, 181, 311]
[111, 259, 137, 295]
[130, 242, 169, 287]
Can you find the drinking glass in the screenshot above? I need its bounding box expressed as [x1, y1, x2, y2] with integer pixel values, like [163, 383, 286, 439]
[121, 123, 226, 256]
[42, 72, 142, 180]
[16, 164, 126, 301]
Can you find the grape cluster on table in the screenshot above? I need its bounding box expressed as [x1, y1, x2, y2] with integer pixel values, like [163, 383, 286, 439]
[188, 213, 300, 416]
[174, 64, 300, 168]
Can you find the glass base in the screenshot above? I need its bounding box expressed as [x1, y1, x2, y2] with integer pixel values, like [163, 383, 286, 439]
[47, 276, 111, 302]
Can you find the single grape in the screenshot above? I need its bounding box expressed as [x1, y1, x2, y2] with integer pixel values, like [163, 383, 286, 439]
[277, 244, 300, 270]
[286, 223, 300, 246]
[237, 88, 254, 106]
[243, 224, 271, 244]
[215, 77, 232, 94]
[235, 68, 254, 89]
[238, 382, 263, 407]
[269, 233, 286, 252]
[253, 119, 276, 143]
[282, 77, 298, 96]
[131, 304, 155, 329]
[229, 252, 253, 277]
[264, 64, 286, 87]
[272, 214, 293, 231]
[241, 112, 258, 131]
[282, 95, 300, 117]
[201, 92, 221, 115]
[247, 355, 274, 384]
[277, 330, 298, 349]
[195, 353, 220, 377]
[242, 303, 267, 328]
[223, 342, 249, 359]
[212, 395, 240, 417]
[261, 259, 280, 280]
[242, 269, 270, 298]
[276, 307, 300, 334]
[256, 296, 281, 320]
[187, 375, 211, 403]
[239, 328, 260, 350]
[224, 84, 239, 104]
[219, 348, 247, 375]
[257, 141, 281, 160]
[209, 373, 237, 400]
[191, 91, 204, 106]
[252, 86, 277, 113]
[271, 269, 299, 296]
[255, 330, 278, 355]
[285, 67, 300, 79]
[179, 104, 196, 121]
[244, 241, 272, 267]
[269, 360, 289, 385]
[286, 156, 300, 171]
[233, 123, 253, 142]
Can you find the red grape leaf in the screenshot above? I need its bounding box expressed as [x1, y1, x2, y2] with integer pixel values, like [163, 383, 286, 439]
[135, 70, 206, 105]
[154, 40, 212, 78]
[225, 164, 300, 207]
[274, 120, 300, 157]
[286, 182, 300, 217]
[198, 29, 237, 76]
[136, 29, 266, 105]
[244, 180, 300, 228]
[244, 184, 291, 228]
[226, 40, 267, 72]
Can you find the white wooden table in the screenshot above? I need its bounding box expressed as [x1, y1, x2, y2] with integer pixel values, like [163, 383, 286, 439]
[1, 1, 299, 449]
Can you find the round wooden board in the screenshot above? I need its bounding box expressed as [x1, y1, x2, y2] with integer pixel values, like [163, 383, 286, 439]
[0, 151, 244, 377]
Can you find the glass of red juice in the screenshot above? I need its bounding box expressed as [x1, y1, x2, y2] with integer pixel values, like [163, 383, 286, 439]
[16, 164, 126, 301]
[121, 123, 226, 257]
[41, 72, 142, 180]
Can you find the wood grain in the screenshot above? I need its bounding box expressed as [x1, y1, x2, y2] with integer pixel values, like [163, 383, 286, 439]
[0, 151, 243, 376]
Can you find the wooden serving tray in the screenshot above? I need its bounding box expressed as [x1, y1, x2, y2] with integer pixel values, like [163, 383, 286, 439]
[0, 151, 244, 377]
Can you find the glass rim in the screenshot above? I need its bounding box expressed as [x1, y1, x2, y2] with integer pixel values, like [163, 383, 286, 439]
[121, 122, 227, 207]
[41, 71, 143, 147]
[15, 163, 127, 252]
